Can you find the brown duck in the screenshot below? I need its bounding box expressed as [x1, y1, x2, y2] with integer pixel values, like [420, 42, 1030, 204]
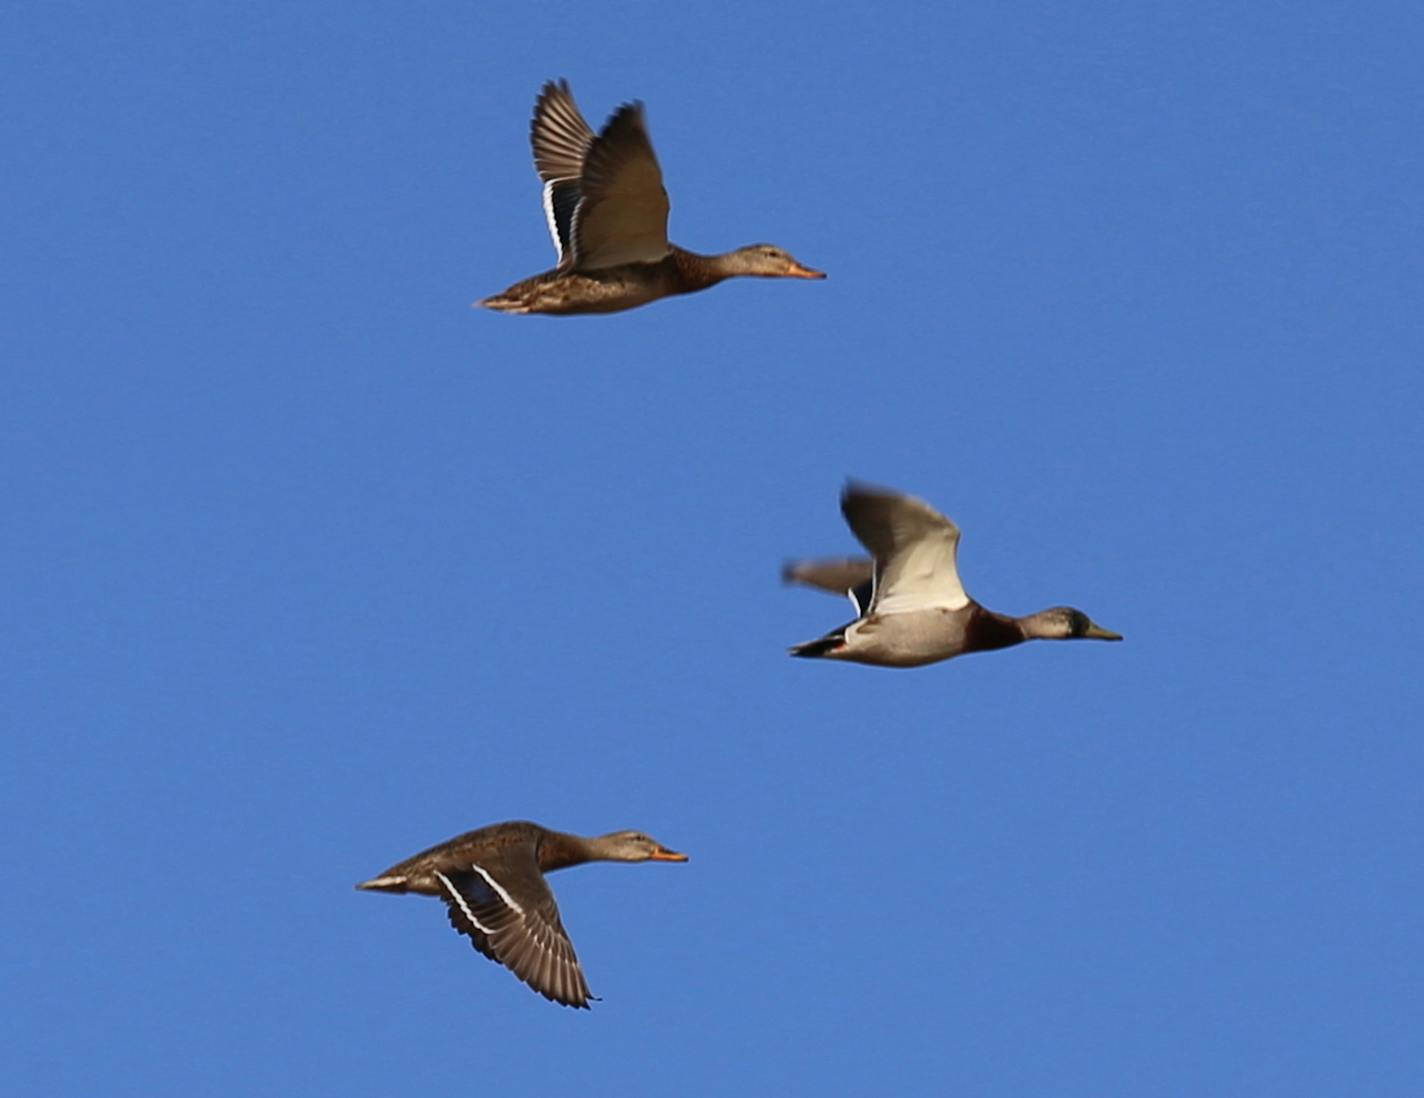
[358, 820, 688, 1008]
[479, 80, 825, 315]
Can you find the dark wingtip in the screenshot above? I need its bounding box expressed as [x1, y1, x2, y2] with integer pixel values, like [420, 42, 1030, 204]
[840, 478, 904, 525]
[598, 99, 648, 140]
[842, 477, 888, 500]
[839, 480, 861, 518]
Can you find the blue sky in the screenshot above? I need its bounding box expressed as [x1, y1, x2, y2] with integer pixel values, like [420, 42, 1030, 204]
[5, 2, 1422, 1094]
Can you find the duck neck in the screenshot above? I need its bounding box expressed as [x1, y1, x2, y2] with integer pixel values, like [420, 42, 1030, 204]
[670, 246, 733, 291]
[966, 606, 1028, 652]
[536, 830, 597, 873]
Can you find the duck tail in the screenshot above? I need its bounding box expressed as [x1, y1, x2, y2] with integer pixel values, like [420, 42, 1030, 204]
[355, 874, 409, 893]
[788, 633, 846, 659]
[475, 293, 529, 314]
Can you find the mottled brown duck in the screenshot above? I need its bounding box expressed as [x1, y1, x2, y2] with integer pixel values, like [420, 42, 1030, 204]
[358, 820, 687, 1008]
[478, 79, 825, 315]
[785, 483, 1122, 668]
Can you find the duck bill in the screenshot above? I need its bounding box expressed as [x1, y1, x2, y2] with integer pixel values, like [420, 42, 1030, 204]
[648, 847, 689, 862]
[1084, 623, 1123, 641]
[784, 262, 826, 280]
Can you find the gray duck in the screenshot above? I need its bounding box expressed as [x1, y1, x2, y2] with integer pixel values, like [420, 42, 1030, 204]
[786, 483, 1122, 668]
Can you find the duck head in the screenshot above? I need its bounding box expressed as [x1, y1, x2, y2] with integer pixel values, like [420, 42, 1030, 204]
[594, 830, 690, 862]
[720, 244, 825, 279]
[1020, 607, 1123, 642]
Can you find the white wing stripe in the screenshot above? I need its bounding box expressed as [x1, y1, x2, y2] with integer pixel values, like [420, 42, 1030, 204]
[541, 181, 562, 261]
[470, 861, 525, 916]
[541, 178, 580, 263]
[434, 870, 496, 935]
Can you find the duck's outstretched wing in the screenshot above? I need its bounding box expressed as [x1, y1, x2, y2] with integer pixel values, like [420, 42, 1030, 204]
[529, 79, 596, 267]
[841, 482, 969, 616]
[435, 850, 594, 1009]
[782, 556, 875, 615]
[569, 102, 670, 270]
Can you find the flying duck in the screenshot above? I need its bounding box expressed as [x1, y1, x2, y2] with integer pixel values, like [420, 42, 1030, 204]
[358, 820, 688, 1008]
[785, 483, 1122, 668]
[478, 79, 825, 315]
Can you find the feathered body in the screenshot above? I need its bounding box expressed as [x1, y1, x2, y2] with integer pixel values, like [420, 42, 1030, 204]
[480, 80, 823, 316]
[358, 820, 687, 1009]
[786, 483, 1122, 668]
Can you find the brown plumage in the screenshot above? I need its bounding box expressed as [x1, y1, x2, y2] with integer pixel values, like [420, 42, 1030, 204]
[357, 820, 688, 1009]
[479, 80, 824, 316]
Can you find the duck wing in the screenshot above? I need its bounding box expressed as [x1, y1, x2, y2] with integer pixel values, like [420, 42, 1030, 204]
[435, 848, 594, 1009]
[529, 79, 597, 267]
[782, 556, 876, 615]
[569, 101, 671, 270]
[840, 483, 969, 616]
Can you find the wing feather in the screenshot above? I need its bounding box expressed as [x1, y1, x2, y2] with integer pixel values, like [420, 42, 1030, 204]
[570, 102, 670, 269]
[530, 79, 595, 183]
[782, 557, 875, 614]
[437, 855, 593, 1009]
[840, 483, 970, 615]
[529, 81, 597, 262]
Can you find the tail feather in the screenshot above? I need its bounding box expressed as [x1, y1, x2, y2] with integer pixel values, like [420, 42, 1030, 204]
[788, 633, 846, 659]
[356, 875, 409, 893]
[476, 295, 529, 314]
